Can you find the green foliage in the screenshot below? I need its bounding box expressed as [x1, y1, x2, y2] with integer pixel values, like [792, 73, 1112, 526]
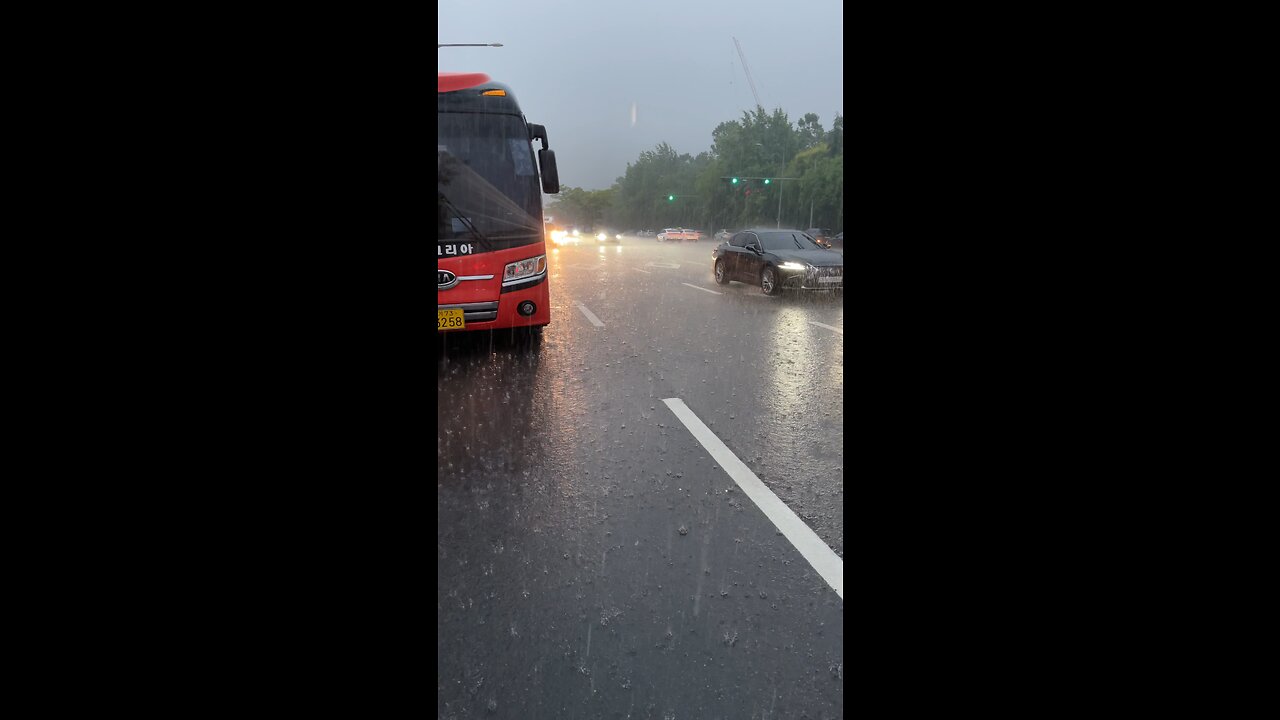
[546, 186, 614, 229]
[592, 108, 843, 233]
[797, 113, 824, 149]
[788, 143, 843, 230]
[605, 143, 711, 229]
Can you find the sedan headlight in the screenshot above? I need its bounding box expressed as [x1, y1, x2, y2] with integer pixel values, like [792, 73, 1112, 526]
[779, 261, 807, 270]
[597, 232, 607, 241]
[504, 255, 547, 282]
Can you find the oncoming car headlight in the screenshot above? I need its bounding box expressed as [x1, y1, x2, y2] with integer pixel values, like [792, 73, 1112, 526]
[504, 255, 547, 283]
[597, 232, 607, 241]
[779, 261, 807, 270]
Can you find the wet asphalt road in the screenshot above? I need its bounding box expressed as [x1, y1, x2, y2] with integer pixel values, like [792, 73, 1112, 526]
[438, 236, 844, 719]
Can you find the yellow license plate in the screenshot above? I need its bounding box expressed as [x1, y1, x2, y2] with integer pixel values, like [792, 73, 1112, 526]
[438, 308, 465, 331]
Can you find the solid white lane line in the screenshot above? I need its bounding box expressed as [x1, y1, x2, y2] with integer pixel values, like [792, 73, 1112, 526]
[647, 262, 682, 269]
[808, 321, 843, 335]
[661, 398, 843, 599]
[681, 282, 722, 295]
[576, 302, 605, 327]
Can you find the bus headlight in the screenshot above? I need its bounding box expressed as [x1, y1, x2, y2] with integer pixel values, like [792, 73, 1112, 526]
[504, 255, 547, 282]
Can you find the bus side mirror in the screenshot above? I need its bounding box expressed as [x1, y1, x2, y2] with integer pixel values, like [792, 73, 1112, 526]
[529, 124, 549, 148]
[539, 149, 560, 194]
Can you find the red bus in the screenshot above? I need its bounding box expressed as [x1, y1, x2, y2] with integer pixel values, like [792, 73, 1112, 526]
[438, 72, 560, 342]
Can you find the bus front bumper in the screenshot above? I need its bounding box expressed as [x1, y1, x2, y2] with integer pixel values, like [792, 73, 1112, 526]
[438, 279, 550, 331]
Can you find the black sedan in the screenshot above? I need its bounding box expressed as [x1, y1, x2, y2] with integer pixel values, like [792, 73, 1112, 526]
[712, 228, 843, 295]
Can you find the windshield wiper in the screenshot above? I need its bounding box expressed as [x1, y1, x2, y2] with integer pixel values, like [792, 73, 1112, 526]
[438, 191, 493, 253]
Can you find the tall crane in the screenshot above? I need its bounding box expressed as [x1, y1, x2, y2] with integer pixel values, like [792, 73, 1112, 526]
[732, 37, 763, 112]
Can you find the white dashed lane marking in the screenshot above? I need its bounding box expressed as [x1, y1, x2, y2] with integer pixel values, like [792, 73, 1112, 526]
[808, 321, 843, 334]
[576, 302, 605, 327]
[681, 283, 722, 295]
[661, 398, 843, 599]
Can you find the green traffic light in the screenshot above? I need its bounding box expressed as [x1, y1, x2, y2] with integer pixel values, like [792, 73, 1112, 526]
[731, 177, 739, 184]
[764, 178, 771, 184]
[668, 195, 675, 201]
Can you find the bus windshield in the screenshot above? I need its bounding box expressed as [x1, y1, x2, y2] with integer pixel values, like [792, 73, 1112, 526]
[438, 112, 543, 251]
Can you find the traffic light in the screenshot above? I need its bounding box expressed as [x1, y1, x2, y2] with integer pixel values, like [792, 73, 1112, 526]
[731, 177, 739, 185]
[763, 178, 771, 185]
[668, 194, 675, 202]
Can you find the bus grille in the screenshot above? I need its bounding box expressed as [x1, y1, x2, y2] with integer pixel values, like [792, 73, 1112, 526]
[439, 301, 499, 323]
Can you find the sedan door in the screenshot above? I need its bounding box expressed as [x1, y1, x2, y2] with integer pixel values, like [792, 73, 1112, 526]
[720, 232, 751, 280]
[736, 232, 768, 282]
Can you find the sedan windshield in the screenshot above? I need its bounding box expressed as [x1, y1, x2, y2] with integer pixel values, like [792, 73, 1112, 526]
[758, 230, 825, 251]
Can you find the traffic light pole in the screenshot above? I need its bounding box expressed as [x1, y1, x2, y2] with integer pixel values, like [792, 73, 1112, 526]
[720, 177, 794, 228]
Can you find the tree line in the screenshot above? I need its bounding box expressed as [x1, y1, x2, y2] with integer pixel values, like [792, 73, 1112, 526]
[546, 108, 842, 234]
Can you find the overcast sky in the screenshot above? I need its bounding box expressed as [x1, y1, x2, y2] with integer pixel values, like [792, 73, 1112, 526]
[438, 0, 844, 191]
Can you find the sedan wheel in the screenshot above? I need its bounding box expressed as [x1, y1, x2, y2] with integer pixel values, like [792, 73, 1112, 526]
[761, 266, 780, 296]
[714, 260, 729, 285]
